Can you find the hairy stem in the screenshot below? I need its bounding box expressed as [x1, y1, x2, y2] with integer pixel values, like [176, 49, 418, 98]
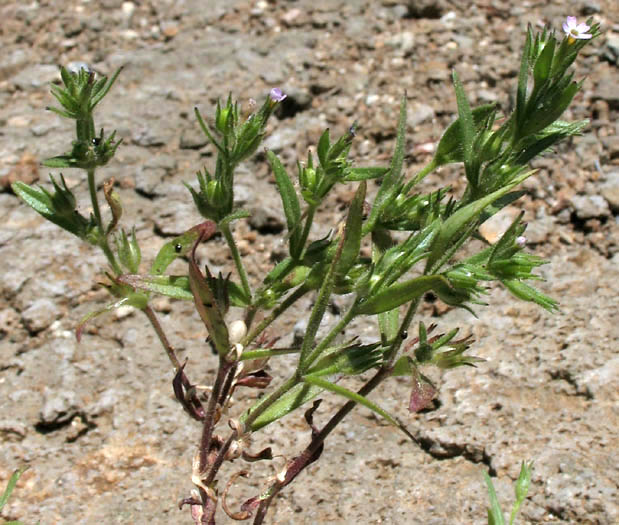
[298, 204, 316, 257]
[143, 305, 182, 371]
[221, 222, 252, 301]
[87, 168, 121, 274]
[87, 168, 103, 231]
[300, 302, 357, 372]
[406, 157, 438, 190]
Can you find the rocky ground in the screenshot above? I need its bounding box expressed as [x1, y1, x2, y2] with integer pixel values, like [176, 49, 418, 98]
[1, 0, 618, 524]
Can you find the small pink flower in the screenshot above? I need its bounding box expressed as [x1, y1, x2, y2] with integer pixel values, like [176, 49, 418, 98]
[562, 16, 592, 40]
[516, 236, 526, 247]
[269, 88, 287, 102]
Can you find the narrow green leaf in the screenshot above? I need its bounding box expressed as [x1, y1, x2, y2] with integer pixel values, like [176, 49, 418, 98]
[11, 182, 52, 215]
[390, 96, 407, 184]
[302, 375, 415, 441]
[219, 209, 251, 228]
[356, 275, 445, 315]
[0, 467, 28, 511]
[344, 166, 389, 181]
[478, 191, 526, 226]
[336, 181, 366, 278]
[267, 150, 302, 257]
[452, 70, 476, 184]
[120, 273, 249, 307]
[76, 297, 131, 342]
[484, 472, 506, 525]
[46, 106, 75, 119]
[246, 382, 323, 431]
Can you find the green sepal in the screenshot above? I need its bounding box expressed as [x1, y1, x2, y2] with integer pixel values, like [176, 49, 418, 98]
[11, 178, 92, 241]
[532, 34, 556, 88]
[115, 228, 141, 274]
[425, 170, 534, 272]
[433, 104, 496, 168]
[510, 461, 533, 525]
[336, 181, 366, 279]
[317, 128, 330, 167]
[501, 279, 558, 312]
[515, 26, 533, 133]
[305, 342, 383, 377]
[392, 355, 415, 377]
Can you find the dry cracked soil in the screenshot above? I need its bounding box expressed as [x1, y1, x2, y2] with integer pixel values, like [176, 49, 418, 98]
[0, 0, 618, 524]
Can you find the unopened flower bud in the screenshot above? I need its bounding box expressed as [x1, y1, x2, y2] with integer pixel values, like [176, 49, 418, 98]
[229, 320, 247, 345]
[216, 106, 232, 134]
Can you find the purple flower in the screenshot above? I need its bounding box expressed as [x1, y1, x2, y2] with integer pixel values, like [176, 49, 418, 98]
[516, 236, 526, 247]
[269, 88, 287, 103]
[562, 16, 592, 40]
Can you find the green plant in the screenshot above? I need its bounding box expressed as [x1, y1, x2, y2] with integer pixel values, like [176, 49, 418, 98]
[11, 17, 599, 524]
